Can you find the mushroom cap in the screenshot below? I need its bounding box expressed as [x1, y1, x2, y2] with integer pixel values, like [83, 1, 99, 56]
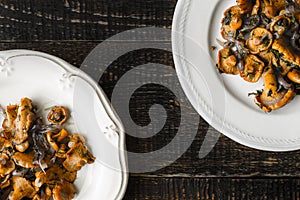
[0, 98, 96, 200]
[255, 88, 296, 112]
[0, 159, 15, 177]
[217, 47, 239, 75]
[34, 164, 77, 188]
[237, 0, 254, 13]
[15, 141, 30, 153]
[254, 66, 296, 112]
[52, 181, 75, 200]
[63, 141, 95, 172]
[9, 176, 36, 200]
[12, 97, 35, 145]
[246, 27, 273, 54]
[12, 151, 37, 169]
[3, 104, 17, 129]
[261, 0, 286, 19]
[221, 6, 243, 39]
[32, 187, 52, 200]
[272, 38, 300, 67]
[0, 137, 13, 154]
[287, 69, 300, 84]
[270, 15, 290, 35]
[240, 54, 265, 82]
[47, 106, 69, 125]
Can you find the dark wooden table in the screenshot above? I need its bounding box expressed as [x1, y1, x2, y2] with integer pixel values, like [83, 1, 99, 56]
[1, 1, 300, 199]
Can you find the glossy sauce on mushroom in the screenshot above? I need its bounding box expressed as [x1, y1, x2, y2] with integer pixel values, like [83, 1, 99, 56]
[0, 98, 95, 200]
[217, 0, 300, 112]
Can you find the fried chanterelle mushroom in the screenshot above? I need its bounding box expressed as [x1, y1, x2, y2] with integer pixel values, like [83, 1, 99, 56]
[9, 176, 36, 200]
[246, 28, 273, 54]
[0, 98, 95, 200]
[254, 66, 296, 112]
[217, 47, 239, 74]
[216, 0, 300, 112]
[47, 106, 69, 125]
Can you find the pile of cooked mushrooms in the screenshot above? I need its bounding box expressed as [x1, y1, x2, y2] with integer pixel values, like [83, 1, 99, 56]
[217, 0, 300, 112]
[0, 97, 95, 200]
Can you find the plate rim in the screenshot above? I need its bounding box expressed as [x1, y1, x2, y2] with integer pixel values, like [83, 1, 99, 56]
[0, 49, 128, 199]
[171, 0, 300, 152]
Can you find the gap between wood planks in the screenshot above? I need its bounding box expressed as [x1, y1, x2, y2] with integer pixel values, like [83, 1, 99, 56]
[129, 173, 300, 179]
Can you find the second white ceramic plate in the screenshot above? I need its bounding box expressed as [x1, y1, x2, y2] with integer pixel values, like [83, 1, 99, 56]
[0, 50, 128, 199]
[172, 0, 300, 151]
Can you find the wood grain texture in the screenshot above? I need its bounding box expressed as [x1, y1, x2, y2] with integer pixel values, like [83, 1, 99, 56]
[1, 0, 300, 199]
[0, 0, 176, 41]
[124, 177, 300, 200]
[0, 41, 98, 66]
[1, 41, 300, 178]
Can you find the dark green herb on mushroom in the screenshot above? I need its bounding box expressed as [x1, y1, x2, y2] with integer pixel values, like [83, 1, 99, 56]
[0, 98, 95, 200]
[216, 0, 300, 112]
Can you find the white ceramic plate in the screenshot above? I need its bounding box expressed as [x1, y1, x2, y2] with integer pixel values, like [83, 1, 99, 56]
[0, 50, 128, 199]
[172, 0, 300, 151]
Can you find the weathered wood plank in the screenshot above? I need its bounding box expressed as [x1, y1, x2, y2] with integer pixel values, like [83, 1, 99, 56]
[1, 41, 300, 178]
[0, 0, 176, 41]
[0, 41, 98, 66]
[3, 1, 300, 199]
[124, 177, 300, 200]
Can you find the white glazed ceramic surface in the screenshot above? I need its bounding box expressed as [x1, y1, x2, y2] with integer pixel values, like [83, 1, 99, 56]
[0, 50, 128, 199]
[172, 0, 300, 151]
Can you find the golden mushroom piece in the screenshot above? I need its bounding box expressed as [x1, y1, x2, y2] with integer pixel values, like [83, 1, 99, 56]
[0, 158, 15, 177]
[52, 181, 76, 200]
[47, 106, 69, 125]
[240, 54, 265, 82]
[12, 151, 37, 169]
[46, 132, 60, 151]
[251, 0, 260, 15]
[216, 0, 300, 112]
[34, 164, 77, 188]
[63, 141, 95, 172]
[261, 0, 286, 19]
[3, 104, 17, 130]
[4, 98, 35, 145]
[33, 188, 52, 200]
[9, 176, 36, 200]
[246, 27, 273, 54]
[254, 66, 296, 112]
[270, 15, 291, 35]
[221, 6, 243, 39]
[237, 0, 254, 13]
[0, 98, 96, 200]
[272, 38, 300, 74]
[287, 69, 300, 84]
[0, 137, 13, 155]
[258, 50, 277, 66]
[15, 141, 30, 153]
[217, 47, 239, 75]
[0, 174, 10, 189]
[53, 128, 69, 142]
